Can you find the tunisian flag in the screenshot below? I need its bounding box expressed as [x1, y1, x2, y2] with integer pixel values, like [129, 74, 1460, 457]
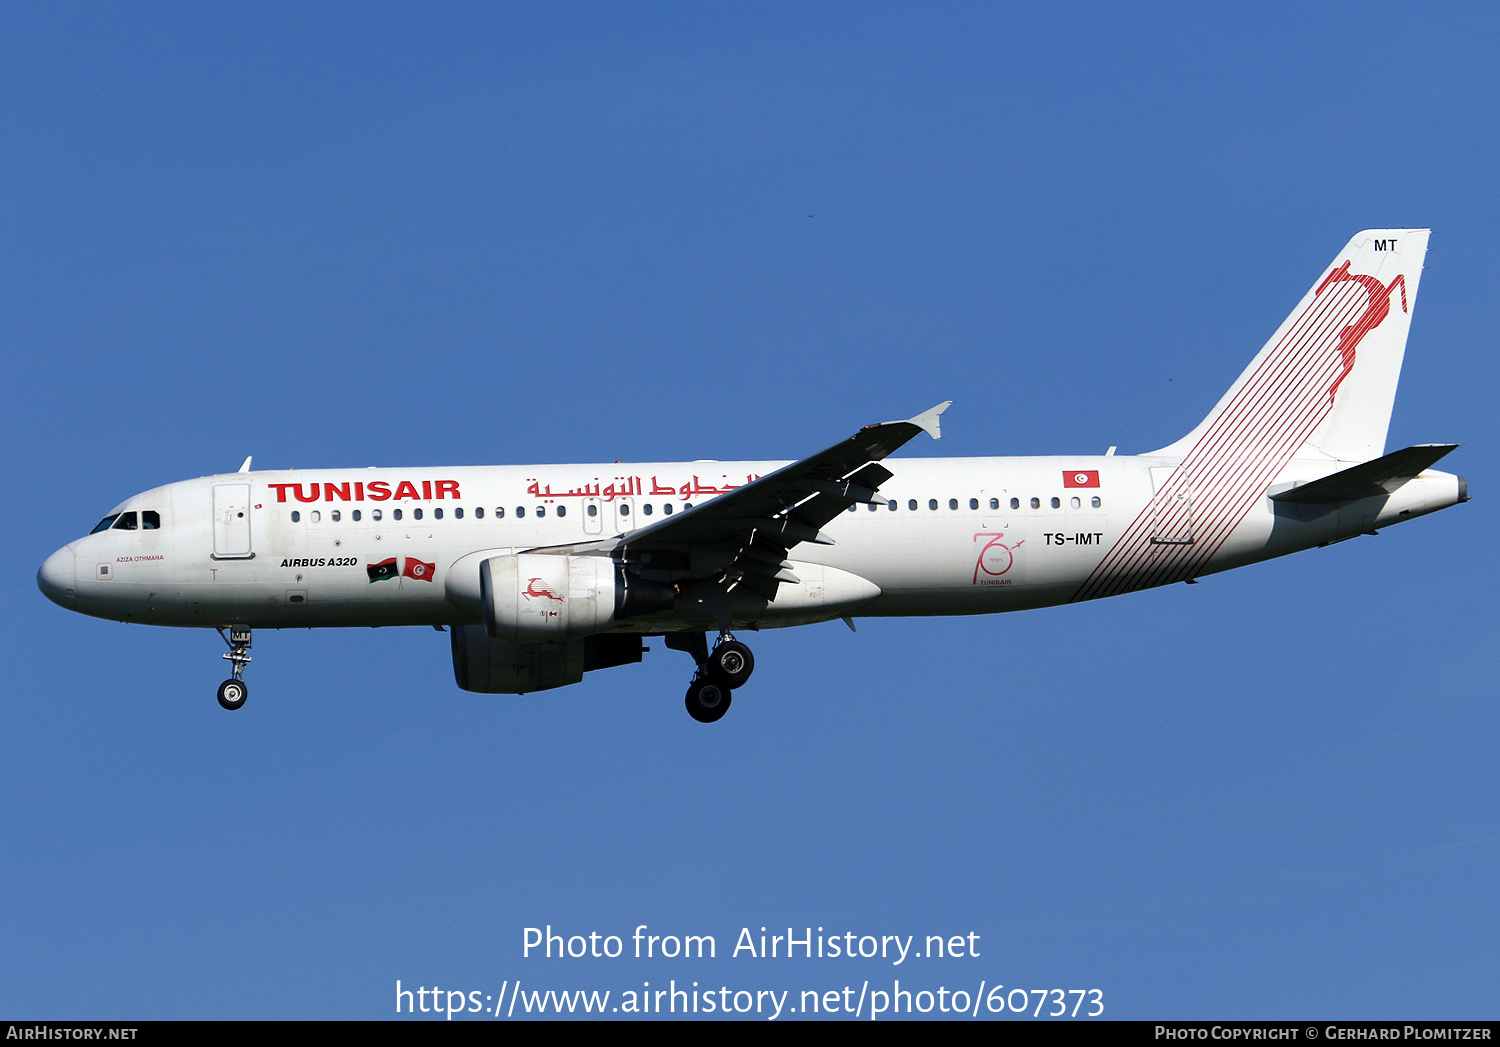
[403, 557, 436, 582]
[1062, 470, 1100, 488]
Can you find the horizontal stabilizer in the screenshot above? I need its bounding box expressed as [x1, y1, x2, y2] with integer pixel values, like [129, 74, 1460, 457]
[1269, 444, 1458, 504]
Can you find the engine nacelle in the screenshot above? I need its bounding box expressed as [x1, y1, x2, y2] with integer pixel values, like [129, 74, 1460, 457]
[450, 626, 645, 694]
[479, 553, 675, 642]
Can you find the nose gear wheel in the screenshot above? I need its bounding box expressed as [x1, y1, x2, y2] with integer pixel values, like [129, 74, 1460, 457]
[217, 679, 248, 711]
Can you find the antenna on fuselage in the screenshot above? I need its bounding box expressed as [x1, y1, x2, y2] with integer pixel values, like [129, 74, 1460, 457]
[237, 456, 253, 473]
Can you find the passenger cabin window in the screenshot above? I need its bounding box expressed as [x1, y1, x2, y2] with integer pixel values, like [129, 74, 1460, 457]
[353, 510, 362, 521]
[311, 510, 321, 523]
[91, 515, 120, 534]
[644, 503, 654, 516]
[515, 507, 524, 519]
[1030, 497, 1040, 509]
[620, 504, 630, 516]
[372, 509, 382, 521]
[1091, 496, 1102, 508]
[888, 500, 897, 511]
[536, 506, 545, 518]
[928, 499, 938, 511]
[495, 507, 505, 518]
[291, 511, 300, 523]
[112, 512, 138, 531]
[413, 508, 423, 520]
[949, 498, 958, 510]
[970, 498, 979, 510]
[1010, 498, 1020, 510]
[141, 510, 161, 530]
[663, 504, 673, 515]
[556, 505, 566, 518]
[1050, 497, 1061, 509]
[990, 498, 1000, 510]
[393, 509, 403, 521]
[434, 508, 443, 520]
[908, 499, 917, 511]
[587, 505, 597, 517]
[1070, 497, 1081, 509]
[331, 510, 341, 522]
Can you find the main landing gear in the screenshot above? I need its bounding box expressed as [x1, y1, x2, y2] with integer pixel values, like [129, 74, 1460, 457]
[684, 676, 730, 723]
[216, 625, 252, 711]
[670, 631, 756, 724]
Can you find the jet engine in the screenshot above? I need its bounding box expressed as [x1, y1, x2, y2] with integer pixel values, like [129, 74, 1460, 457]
[479, 553, 675, 642]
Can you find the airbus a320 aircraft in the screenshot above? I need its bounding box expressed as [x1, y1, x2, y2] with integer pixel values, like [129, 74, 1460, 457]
[38, 230, 1466, 722]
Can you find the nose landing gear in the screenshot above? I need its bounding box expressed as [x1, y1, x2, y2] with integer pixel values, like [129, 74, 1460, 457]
[670, 631, 756, 723]
[216, 625, 251, 711]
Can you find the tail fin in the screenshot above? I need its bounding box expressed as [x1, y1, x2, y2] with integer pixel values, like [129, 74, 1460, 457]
[1152, 229, 1429, 463]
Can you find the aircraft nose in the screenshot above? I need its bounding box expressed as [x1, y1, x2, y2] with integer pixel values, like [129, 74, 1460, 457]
[37, 546, 76, 606]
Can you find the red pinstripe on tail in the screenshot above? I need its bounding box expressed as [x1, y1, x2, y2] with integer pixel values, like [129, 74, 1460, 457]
[1072, 230, 1427, 601]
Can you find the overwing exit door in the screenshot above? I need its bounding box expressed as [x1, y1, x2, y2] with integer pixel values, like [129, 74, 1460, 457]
[611, 497, 636, 535]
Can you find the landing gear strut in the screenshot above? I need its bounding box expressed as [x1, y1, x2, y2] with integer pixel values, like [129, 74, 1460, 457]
[668, 630, 756, 723]
[216, 625, 251, 711]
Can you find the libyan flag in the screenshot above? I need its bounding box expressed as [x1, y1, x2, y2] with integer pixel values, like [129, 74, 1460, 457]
[367, 558, 399, 583]
[403, 557, 436, 582]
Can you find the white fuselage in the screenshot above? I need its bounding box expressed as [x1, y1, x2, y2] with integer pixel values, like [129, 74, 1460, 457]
[37, 453, 1463, 633]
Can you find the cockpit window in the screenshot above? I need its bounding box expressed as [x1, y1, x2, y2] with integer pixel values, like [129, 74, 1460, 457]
[90, 515, 120, 534]
[141, 510, 161, 530]
[112, 512, 139, 531]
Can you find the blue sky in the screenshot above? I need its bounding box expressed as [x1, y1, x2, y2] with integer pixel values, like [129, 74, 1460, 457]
[2, 3, 1495, 1019]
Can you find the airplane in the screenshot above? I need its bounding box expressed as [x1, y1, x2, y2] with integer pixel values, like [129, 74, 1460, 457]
[36, 229, 1467, 723]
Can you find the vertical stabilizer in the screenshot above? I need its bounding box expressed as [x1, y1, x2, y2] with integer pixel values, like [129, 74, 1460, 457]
[1152, 230, 1428, 463]
[1075, 231, 1431, 603]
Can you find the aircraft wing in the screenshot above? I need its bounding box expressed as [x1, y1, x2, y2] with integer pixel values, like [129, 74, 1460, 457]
[536, 402, 950, 599]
